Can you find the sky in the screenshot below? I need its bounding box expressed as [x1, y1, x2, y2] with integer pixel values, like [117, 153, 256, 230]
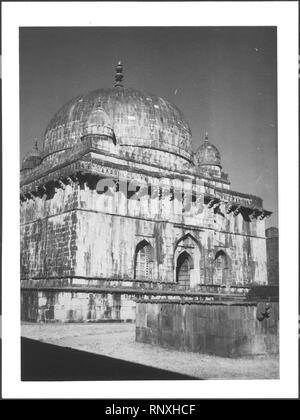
[20, 27, 277, 227]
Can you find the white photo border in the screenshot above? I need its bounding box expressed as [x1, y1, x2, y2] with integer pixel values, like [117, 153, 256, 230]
[2, 1, 299, 399]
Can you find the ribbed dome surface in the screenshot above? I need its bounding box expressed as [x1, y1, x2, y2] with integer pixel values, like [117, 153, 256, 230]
[43, 87, 193, 160]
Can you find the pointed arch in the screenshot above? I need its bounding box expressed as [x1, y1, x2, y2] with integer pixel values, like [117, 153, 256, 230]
[134, 240, 154, 280]
[214, 250, 229, 285]
[176, 251, 194, 290]
[174, 232, 201, 253]
[173, 232, 202, 287]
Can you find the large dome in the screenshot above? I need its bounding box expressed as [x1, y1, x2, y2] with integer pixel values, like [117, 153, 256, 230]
[43, 86, 193, 162]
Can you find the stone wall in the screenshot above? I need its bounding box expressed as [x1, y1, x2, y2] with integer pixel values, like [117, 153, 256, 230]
[72, 180, 267, 285]
[21, 290, 135, 322]
[20, 157, 269, 322]
[20, 184, 79, 279]
[20, 176, 268, 286]
[266, 227, 279, 286]
[136, 299, 279, 357]
[74, 209, 267, 285]
[21, 178, 267, 280]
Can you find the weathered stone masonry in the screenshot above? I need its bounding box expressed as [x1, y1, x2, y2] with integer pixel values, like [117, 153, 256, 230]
[266, 226, 279, 286]
[136, 299, 279, 357]
[20, 63, 274, 325]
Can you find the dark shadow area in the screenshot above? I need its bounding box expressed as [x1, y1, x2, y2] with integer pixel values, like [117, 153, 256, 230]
[21, 337, 196, 381]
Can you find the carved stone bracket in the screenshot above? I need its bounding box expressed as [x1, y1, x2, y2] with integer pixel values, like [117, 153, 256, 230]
[258, 210, 272, 220]
[20, 174, 81, 202]
[207, 198, 220, 208]
[233, 205, 242, 216]
[249, 209, 261, 220]
[213, 201, 221, 211]
[225, 203, 234, 214]
[207, 199, 215, 208]
[58, 180, 66, 190]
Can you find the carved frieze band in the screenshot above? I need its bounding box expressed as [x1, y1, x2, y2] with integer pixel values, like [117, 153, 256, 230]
[20, 166, 272, 220]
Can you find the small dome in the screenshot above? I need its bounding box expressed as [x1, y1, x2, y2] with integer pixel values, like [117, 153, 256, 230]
[195, 133, 221, 168]
[82, 107, 114, 138]
[265, 227, 278, 238]
[21, 141, 42, 171]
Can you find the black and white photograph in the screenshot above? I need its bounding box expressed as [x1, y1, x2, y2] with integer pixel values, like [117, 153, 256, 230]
[1, 1, 298, 400]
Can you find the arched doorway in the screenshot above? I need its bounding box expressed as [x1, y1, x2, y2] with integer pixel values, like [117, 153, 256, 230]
[214, 250, 228, 285]
[173, 233, 202, 288]
[176, 251, 193, 290]
[134, 240, 153, 280]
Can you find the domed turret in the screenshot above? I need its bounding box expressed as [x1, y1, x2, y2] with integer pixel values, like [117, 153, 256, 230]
[195, 133, 222, 178]
[21, 140, 42, 171]
[81, 106, 114, 139]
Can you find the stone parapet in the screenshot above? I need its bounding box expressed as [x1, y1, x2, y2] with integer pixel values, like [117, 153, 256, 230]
[136, 299, 279, 357]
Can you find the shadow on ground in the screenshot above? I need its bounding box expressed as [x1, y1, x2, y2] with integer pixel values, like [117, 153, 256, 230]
[21, 337, 196, 381]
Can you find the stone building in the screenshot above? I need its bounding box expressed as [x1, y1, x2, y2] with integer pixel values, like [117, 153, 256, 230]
[266, 227, 279, 285]
[20, 62, 272, 323]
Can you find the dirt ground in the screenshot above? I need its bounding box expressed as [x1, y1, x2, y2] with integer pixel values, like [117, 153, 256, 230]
[21, 322, 279, 380]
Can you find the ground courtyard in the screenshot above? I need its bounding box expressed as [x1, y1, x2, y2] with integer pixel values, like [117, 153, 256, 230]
[21, 322, 279, 380]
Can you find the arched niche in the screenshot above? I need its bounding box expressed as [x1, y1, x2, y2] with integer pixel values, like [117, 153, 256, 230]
[134, 239, 154, 281]
[173, 233, 202, 288]
[214, 250, 230, 285]
[175, 251, 194, 290]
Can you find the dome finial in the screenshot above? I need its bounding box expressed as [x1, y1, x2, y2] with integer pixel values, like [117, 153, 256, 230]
[204, 131, 209, 142]
[114, 61, 124, 88]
